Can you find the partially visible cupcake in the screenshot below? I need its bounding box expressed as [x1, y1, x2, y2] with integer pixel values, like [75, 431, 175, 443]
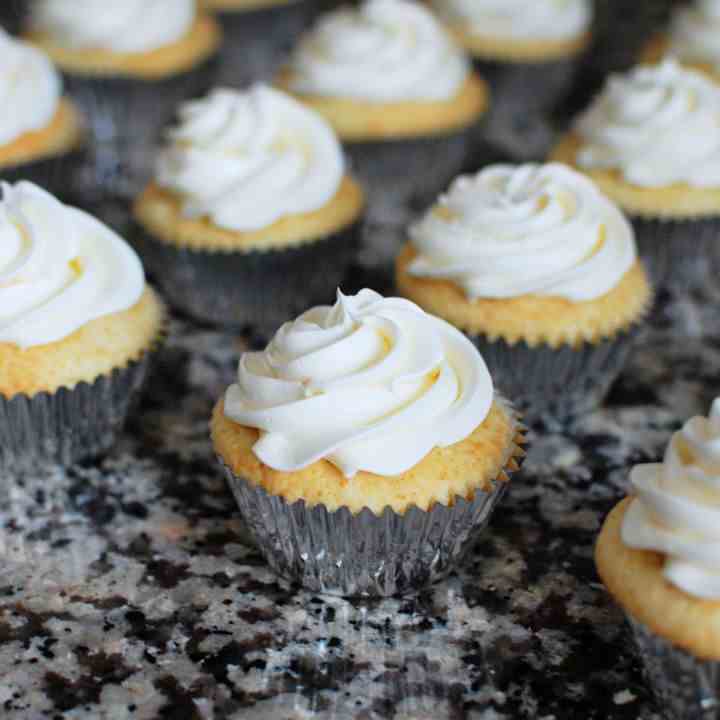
[396, 163, 652, 424]
[212, 288, 526, 596]
[551, 60, 720, 290]
[429, 0, 592, 116]
[643, 0, 720, 87]
[0, 181, 165, 472]
[276, 0, 489, 217]
[0, 29, 85, 197]
[24, 0, 221, 199]
[596, 399, 720, 719]
[200, 0, 315, 86]
[133, 84, 364, 332]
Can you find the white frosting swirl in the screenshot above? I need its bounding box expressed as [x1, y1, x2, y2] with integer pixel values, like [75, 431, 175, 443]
[288, 0, 468, 102]
[223, 289, 493, 478]
[0, 182, 145, 349]
[622, 399, 720, 600]
[430, 0, 592, 41]
[408, 163, 636, 302]
[669, 0, 720, 72]
[156, 85, 344, 232]
[0, 29, 60, 147]
[576, 60, 720, 188]
[30, 0, 195, 54]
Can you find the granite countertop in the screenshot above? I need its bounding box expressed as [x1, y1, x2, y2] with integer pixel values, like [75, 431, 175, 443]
[1, 266, 716, 719]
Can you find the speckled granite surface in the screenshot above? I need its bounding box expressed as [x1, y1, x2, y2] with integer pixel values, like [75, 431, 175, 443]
[2, 272, 718, 719]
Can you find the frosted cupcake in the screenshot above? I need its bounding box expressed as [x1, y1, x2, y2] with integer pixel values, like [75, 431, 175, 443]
[212, 288, 526, 596]
[429, 0, 592, 114]
[24, 0, 221, 199]
[396, 163, 652, 424]
[0, 30, 85, 197]
[597, 399, 720, 719]
[0, 181, 165, 472]
[200, 0, 315, 86]
[133, 85, 364, 331]
[277, 0, 489, 214]
[551, 60, 720, 290]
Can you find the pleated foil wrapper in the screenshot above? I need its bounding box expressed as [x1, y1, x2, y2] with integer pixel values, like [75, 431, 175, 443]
[0, 337, 162, 474]
[466, 326, 641, 427]
[213, 1, 316, 86]
[632, 215, 720, 293]
[628, 616, 720, 720]
[133, 220, 362, 336]
[218, 398, 526, 597]
[64, 57, 217, 201]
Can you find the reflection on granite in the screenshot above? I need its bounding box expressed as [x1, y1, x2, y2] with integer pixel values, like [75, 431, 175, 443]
[2, 281, 718, 719]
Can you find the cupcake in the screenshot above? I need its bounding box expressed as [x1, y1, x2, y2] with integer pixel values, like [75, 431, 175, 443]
[0, 29, 85, 197]
[211, 288, 526, 596]
[551, 60, 720, 290]
[396, 163, 652, 425]
[643, 0, 720, 87]
[200, 0, 315, 87]
[24, 0, 221, 200]
[429, 0, 592, 119]
[276, 0, 489, 218]
[132, 84, 365, 332]
[596, 399, 720, 719]
[0, 181, 165, 472]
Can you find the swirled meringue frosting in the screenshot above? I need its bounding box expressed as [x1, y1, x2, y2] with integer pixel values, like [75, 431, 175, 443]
[0, 182, 145, 349]
[155, 85, 344, 232]
[223, 289, 494, 478]
[622, 399, 720, 600]
[408, 163, 636, 302]
[288, 0, 468, 102]
[669, 0, 720, 71]
[429, 0, 592, 41]
[575, 60, 720, 188]
[29, 0, 196, 54]
[0, 29, 61, 147]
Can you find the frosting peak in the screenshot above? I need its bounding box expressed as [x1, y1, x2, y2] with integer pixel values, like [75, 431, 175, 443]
[669, 0, 720, 71]
[0, 182, 145, 349]
[156, 85, 344, 232]
[622, 399, 720, 599]
[408, 163, 636, 302]
[30, 0, 195, 54]
[576, 60, 720, 188]
[223, 289, 493, 478]
[288, 0, 468, 102]
[0, 29, 60, 146]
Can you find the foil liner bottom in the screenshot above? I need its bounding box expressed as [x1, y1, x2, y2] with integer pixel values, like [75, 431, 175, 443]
[628, 616, 720, 720]
[466, 327, 640, 427]
[218, 399, 525, 597]
[632, 215, 720, 293]
[133, 220, 362, 335]
[0, 347, 155, 473]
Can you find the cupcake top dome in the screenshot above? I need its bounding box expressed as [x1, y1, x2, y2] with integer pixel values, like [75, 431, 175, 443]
[287, 0, 469, 102]
[0, 181, 144, 349]
[0, 28, 60, 146]
[155, 84, 344, 232]
[622, 398, 720, 600]
[575, 60, 720, 188]
[29, 0, 196, 53]
[668, 0, 720, 71]
[223, 288, 493, 478]
[407, 163, 636, 302]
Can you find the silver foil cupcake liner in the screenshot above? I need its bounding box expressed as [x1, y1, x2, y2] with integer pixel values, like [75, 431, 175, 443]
[465, 326, 641, 427]
[132, 220, 362, 335]
[628, 615, 720, 720]
[218, 397, 526, 597]
[0, 331, 165, 473]
[632, 215, 720, 293]
[64, 57, 217, 201]
[213, 1, 316, 86]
